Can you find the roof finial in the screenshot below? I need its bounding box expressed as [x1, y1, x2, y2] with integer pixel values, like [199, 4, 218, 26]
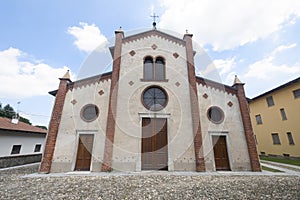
[233, 75, 243, 85]
[150, 13, 159, 29]
[62, 69, 71, 80]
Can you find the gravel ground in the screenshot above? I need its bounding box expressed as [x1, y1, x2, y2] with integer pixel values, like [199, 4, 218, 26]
[0, 164, 299, 199]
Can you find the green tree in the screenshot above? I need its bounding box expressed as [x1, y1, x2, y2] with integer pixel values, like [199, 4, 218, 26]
[19, 116, 32, 125]
[0, 102, 32, 125]
[2, 104, 16, 118]
[35, 125, 47, 130]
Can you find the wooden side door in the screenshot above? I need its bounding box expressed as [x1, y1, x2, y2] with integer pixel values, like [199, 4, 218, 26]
[153, 118, 168, 170]
[212, 136, 230, 171]
[142, 118, 168, 170]
[75, 134, 94, 171]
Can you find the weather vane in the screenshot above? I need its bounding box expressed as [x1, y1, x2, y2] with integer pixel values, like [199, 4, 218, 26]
[150, 13, 159, 29]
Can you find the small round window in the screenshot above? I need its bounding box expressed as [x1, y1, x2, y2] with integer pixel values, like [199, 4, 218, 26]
[207, 106, 224, 124]
[81, 104, 99, 122]
[142, 86, 168, 111]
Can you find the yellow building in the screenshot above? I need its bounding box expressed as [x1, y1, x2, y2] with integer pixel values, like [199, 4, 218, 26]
[249, 77, 300, 158]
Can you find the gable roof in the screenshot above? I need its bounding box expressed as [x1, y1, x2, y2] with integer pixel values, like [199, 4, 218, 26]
[49, 71, 112, 96]
[122, 29, 186, 46]
[251, 77, 300, 101]
[0, 117, 47, 134]
[109, 29, 186, 58]
[196, 76, 237, 95]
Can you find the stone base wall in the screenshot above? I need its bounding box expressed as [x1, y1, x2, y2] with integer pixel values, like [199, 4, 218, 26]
[0, 154, 42, 168]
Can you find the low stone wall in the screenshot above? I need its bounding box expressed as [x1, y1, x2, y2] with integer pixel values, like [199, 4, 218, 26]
[0, 154, 42, 168]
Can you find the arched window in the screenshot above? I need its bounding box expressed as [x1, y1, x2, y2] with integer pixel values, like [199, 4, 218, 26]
[143, 56, 165, 81]
[155, 57, 165, 80]
[143, 56, 154, 80]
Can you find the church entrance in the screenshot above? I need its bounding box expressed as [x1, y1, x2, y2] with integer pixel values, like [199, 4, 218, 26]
[75, 134, 94, 171]
[142, 118, 168, 170]
[212, 136, 230, 171]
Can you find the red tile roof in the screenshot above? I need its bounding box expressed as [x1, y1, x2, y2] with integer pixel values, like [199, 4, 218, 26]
[0, 117, 47, 134]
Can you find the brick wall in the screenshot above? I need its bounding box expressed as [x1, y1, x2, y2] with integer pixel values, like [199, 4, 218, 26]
[184, 33, 205, 172]
[39, 77, 70, 173]
[101, 30, 124, 172]
[235, 83, 261, 171]
[0, 154, 42, 168]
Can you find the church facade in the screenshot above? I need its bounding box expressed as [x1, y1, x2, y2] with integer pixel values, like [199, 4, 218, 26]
[40, 28, 261, 173]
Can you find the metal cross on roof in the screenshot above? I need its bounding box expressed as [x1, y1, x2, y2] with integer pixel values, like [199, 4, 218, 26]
[150, 13, 159, 29]
[150, 13, 159, 23]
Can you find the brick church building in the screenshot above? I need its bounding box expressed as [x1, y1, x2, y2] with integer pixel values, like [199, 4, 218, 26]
[40, 26, 261, 173]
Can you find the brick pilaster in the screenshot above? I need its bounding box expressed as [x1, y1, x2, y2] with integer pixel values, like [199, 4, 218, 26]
[234, 82, 261, 171]
[101, 29, 124, 171]
[184, 33, 205, 172]
[39, 76, 70, 173]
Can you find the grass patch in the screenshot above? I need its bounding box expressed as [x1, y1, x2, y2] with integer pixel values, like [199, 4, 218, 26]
[261, 165, 283, 172]
[260, 156, 300, 166]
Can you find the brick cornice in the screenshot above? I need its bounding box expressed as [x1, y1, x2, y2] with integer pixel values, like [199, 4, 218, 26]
[122, 29, 185, 47]
[68, 72, 112, 91]
[196, 76, 237, 96]
[234, 83, 261, 171]
[39, 78, 69, 173]
[184, 34, 205, 172]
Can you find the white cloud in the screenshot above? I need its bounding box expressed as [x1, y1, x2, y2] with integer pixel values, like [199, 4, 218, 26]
[244, 43, 299, 79]
[199, 57, 236, 84]
[0, 47, 74, 99]
[159, 0, 300, 51]
[213, 57, 236, 75]
[67, 22, 108, 53]
[270, 43, 297, 56]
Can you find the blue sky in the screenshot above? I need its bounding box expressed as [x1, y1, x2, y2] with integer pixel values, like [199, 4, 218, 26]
[0, 0, 300, 126]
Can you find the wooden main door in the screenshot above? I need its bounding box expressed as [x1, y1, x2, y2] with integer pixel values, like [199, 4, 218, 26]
[212, 136, 230, 171]
[142, 118, 168, 170]
[75, 134, 94, 171]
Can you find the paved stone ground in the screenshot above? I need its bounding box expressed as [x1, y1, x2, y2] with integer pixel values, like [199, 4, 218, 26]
[0, 164, 299, 199]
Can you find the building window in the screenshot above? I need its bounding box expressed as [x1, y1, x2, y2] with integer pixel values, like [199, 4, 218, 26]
[266, 96, 274, 107]
[143, 56, 154, 80]
[271, 133, 281, 145]
[142, 86, 168, 111]
[80, 104, 99, 122]
[207, 106, 225, 124]
[255, 114, 262, 124]
[293, 89, 300, 98]
[143, 56, 165, 81]
[11, 145, 21, 154]
[287, 132, 295, 145]
[34, 144, 42, 152]
[280, 108, 287, 120]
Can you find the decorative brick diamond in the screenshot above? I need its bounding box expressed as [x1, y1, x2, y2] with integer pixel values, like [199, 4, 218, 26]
[175, 82, 180, 87]
[203, 93, 208, 99]
[173, 52, 179, 58]
[71, 99, 77, 105]
[151, 44, 157, 50]
[128, 81, 134, 86]
[98, 90, 104, 96]
[129, 50, 136, 56]
[227, 101, 233, 107]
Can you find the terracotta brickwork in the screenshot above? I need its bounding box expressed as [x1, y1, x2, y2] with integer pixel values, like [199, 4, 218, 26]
[196, 76, 237, 96]
[234, 83, 261, 171]
[122, 29, 185, 47]
[39, 77, 70, 173]
[101, 30, 123, 172]
[184, 33, 205, 172]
